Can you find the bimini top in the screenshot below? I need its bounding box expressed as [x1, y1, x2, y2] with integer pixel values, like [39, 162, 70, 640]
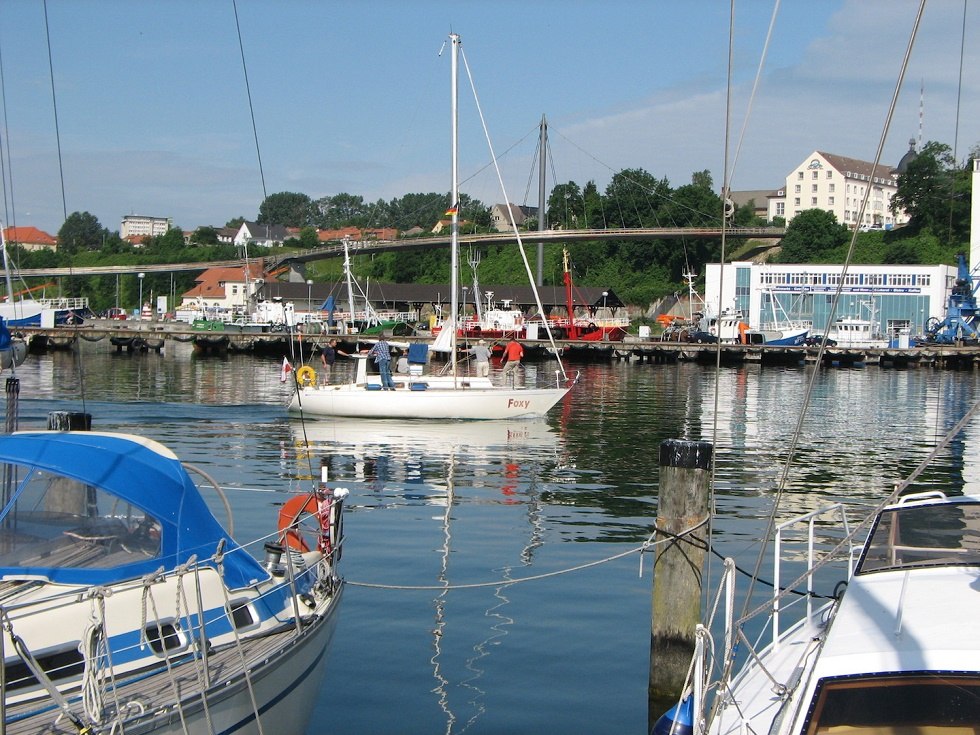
[0, 431, 267, 589]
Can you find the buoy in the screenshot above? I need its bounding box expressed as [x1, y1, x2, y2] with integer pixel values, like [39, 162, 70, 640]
[296, 365, 317, 386]
[651, 695, 693, 735]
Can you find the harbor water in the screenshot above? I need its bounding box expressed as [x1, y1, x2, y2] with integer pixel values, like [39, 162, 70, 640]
[5, 342, 979, 734]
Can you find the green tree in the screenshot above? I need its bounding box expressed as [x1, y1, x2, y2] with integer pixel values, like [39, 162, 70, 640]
[258, 192, 315, 227]
[547, 182, 584, 229]
[890, 140, 973, 243]
[57, 211, 105, 255]
[315, 193, 367, 228]
[776, 209, 849, 263]
[191, 226, 219, 246]
[298, 226, 320, 249]
[603, 168, 671, 228]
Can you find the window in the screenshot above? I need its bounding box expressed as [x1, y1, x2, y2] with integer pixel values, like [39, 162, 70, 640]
[828, 197, 835, 206]
[797, 171, 804, 180]
[775, 202, 785, 216]
[811, 171, 818, 180]
[811, 184, 818, 193]
[794, 184, 801, 193]
[826, 170, 833, 179]
[794, 197, 800, 206]
[811, 197, 817, 206]
[828, 183, 835, 193]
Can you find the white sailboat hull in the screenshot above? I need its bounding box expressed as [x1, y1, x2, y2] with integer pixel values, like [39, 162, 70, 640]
[289, 381, 568, 420]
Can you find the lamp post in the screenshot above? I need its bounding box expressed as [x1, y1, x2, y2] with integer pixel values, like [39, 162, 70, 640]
[462, 286, 468, 320]
[602, 290, 608, 315]
[307, 279, 313, 318]
[137, 273, 145, 321]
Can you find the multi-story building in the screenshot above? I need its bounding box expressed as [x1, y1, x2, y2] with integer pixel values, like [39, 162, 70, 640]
[120, 215, 172, 239]
[766, 150, 909, 230]
[705, 261, 953, 339]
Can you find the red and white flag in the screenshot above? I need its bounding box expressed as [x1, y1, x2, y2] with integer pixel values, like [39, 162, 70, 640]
[280, 357, 293, 382]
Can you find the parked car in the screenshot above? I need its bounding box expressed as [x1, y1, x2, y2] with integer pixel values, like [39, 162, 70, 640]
[804, 335, 838, 347]
[686, 330, 718, 344]
[105, 308, 128, 320]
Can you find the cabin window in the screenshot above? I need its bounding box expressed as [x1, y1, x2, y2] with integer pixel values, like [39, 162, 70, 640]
[3, 645, 84, 691]
[228, 599, 259, 631]
[858, 500, 980, 573]
[144, 619, 187, 655]
[803, 673, 980, 735]
[0, 463, 162, 570]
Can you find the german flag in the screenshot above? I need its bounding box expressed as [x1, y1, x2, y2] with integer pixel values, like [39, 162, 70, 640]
[444, 204, 458, 216]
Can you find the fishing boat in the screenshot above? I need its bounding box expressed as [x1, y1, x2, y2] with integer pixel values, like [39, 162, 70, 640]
[288, 33, 572, 421]
[0, 429, 346, 734]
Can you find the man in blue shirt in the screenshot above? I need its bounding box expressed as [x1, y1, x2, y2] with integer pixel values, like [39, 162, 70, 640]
[368, 338, 395, 390]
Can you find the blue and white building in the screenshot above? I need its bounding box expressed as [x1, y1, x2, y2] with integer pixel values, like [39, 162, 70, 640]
[705, 261, 956, 340]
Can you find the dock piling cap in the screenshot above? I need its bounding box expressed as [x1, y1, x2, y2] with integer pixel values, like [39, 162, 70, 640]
[659, 439, 712, 470]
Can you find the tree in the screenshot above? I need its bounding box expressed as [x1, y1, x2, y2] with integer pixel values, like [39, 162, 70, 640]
[298, 226, 320, 249]
[191, 226, 219, 246]
[315, 193, 367, 229]
[57, 212, 105, 255]
[547, 182, 584, 229]
[891, 140, 971, 242]
[257, 192, 315, 227]
[776, 209, 849, 263]
[603, 168, 671, 228]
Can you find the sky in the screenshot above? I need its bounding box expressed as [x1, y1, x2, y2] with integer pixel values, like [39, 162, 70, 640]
[0, 0, 976, 236]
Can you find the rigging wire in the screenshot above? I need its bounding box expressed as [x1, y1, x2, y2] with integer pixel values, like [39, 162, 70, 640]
[42, 0, 66, 223]
[0, 15, 16, 231]
[737, 0, 927, 624]
[233, 0, 268, 204]
[946, 0, 967, 243]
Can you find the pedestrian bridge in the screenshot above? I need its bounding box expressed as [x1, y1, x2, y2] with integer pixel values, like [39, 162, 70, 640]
[13, 226, 784, 278]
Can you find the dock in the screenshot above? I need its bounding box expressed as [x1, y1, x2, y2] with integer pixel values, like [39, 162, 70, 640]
[12, 322, 980, 368]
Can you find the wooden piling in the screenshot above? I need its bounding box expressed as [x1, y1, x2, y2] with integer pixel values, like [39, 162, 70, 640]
[649, 439, 712, 722]
[45, 411, 93, 515]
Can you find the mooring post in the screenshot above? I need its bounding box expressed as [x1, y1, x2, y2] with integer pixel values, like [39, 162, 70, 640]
[47, 411, 92, 431]
[649, 438, 712, 725]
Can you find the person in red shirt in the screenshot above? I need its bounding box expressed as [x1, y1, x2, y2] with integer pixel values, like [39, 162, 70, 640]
[501, 338, 524, 383]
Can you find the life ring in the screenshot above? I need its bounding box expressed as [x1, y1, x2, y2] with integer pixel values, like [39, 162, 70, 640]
[296, 365, 317, 386]
[277, 494, 332, 553]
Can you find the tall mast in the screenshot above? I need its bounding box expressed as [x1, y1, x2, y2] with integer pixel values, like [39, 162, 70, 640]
[536, 114, 547, 286]
[343, 238, 356, 332]
[449, 33, 460, 377]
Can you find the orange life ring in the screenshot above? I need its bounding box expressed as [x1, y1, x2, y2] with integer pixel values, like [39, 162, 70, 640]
[277, 494, 331, 553]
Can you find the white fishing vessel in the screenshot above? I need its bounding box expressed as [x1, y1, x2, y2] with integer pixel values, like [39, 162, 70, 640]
[288, 33, 572, 421]
[0, 429, 347, 734]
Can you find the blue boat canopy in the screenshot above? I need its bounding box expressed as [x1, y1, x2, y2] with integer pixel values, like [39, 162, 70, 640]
[0, 431, 268, 588]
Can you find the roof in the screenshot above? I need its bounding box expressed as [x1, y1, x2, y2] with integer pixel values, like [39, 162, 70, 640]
[3, 226, 56, 246]
[0, 431, 265, 588]
[816, 151, 898, 182]
[182, 261, 266, 300]
[261, 279, 624, 311]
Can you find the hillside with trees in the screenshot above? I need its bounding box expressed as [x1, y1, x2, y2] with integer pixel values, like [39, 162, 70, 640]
[5, 141, 975, 311]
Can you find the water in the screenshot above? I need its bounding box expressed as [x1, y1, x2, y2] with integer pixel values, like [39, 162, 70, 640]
[4, 341, 979, 734]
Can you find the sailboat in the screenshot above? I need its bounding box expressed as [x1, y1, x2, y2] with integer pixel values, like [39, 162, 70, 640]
[652, 4, 980, 734]
[288, 33, 572, 421]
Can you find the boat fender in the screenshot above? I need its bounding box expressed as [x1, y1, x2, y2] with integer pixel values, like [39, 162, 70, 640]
[296, 365, 317, 386]
[588, 322, 597, 330]
[277, 493, 333, 554]
[651, 695, 693, 735]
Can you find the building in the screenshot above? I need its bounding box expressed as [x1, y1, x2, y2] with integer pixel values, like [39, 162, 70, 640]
[120, 215, 172, 239]
[766, 150, 909, 230]
[490, 203, 537, 232]
[179, 261, 266, 315]
[705, 261, 954, 340]
[728, 190, 771, 221]
[234, 222, 291, 248]
[3, 226, 57, 252]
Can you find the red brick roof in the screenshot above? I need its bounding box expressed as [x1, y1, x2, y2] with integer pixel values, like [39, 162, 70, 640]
[3, 226, 56, 246]
[182, 261, 266, 300]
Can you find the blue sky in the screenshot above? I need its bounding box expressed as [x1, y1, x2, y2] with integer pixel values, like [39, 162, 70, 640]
[0, 0, 976, 235]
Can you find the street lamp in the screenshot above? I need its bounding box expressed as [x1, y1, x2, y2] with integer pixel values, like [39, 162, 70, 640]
[307, 279, 314, 318]
[602, 291, 608, 315]
[137, 273, 145, 321]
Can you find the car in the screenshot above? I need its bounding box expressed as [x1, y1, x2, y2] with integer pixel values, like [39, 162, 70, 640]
[105, 308, 128, 320]
[804, 335, 838, 347]
[686, 330, 718, 344]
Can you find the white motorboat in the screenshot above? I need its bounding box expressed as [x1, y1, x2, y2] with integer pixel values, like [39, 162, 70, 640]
[288, 33, 572, 421]
[660, 490, 980, 735]
[0, 430, 347, 734]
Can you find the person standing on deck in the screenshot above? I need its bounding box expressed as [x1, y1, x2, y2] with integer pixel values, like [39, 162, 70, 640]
[468, 339, 492, 377]
[367, 338, 396, 390]
[501, 338, 524, 383]
[320, 339, 348, 383]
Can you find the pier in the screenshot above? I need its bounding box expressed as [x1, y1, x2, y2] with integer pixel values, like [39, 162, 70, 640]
[13, 321, 980, 368]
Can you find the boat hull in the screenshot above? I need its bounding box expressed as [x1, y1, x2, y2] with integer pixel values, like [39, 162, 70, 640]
[289, 382, 569, 420]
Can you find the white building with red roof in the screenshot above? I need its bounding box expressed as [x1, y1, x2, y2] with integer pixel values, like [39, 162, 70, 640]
[179, 260, 266, 313]
[3, 226, 57, 252]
